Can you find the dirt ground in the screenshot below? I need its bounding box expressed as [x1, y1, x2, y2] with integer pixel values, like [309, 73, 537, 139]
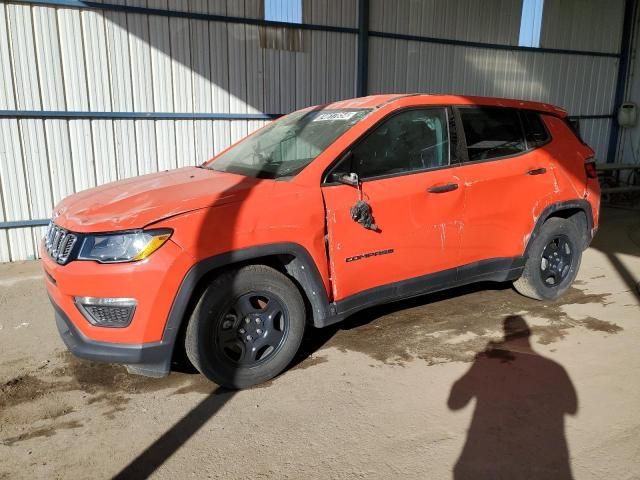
[1, 207, 639, 479]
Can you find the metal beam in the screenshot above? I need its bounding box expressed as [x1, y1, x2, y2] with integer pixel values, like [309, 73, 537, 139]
[368, 30, 621, 59]
[7, 0, 359, 34]
[0, 110, 612, 122]
[607, 0, 639, 163]
[0, 110, 282, 121]
[568, 114, 614, 120]
[0, 220, 49, 229]
[356, 0, 369, 97]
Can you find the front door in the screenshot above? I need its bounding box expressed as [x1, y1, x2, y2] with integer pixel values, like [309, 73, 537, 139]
[321, 108, 464, 302]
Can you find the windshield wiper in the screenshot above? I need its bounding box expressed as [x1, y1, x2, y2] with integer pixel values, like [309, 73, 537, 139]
[273, 160, 313, 178]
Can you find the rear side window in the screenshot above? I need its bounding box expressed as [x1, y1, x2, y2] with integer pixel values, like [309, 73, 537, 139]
[459, 107, 525, 161]
[521, 110, 550, 148]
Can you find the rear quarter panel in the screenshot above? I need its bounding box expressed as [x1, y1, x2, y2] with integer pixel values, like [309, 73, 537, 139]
[543, 115, 594, 198]
[541, 115, 600, 229]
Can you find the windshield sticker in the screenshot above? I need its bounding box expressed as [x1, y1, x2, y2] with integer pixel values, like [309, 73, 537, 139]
[312, 111, 359, 122]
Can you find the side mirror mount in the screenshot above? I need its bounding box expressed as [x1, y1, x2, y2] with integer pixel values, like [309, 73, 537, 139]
[328, 150, 359, 186]
[336, 172, 359, 187]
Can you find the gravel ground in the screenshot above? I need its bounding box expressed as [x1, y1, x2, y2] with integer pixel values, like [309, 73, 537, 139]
[0, 207, 639, 479]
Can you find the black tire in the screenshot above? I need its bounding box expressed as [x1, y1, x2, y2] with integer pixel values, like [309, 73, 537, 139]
[185, 264, 306, 389]
[513, 217, 582, 300]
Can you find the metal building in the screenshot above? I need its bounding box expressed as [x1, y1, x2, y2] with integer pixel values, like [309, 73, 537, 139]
[0, 0, 637, 262]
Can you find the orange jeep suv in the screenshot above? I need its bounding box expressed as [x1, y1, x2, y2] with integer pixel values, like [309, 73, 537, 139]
[42, 94, 600, 388]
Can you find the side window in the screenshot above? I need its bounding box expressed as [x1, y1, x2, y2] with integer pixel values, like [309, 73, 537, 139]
[459, 107, 525, 161]
[521, 110, 550, 148]
[352, 109, 449, 180]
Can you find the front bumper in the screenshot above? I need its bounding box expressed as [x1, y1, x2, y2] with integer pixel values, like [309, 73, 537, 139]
[41, 238, 191, 343]
[51, 294, 172, 377]
[41, 236, 195, 377]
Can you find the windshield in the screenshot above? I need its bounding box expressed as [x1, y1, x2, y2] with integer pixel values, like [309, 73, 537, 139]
[207, 108, 371, 179]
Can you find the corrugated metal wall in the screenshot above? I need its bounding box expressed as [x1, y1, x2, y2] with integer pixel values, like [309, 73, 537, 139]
[0, 0, 358, 262]
[0, 0, 629, 262]
[369, 0, 624, 163]
[369, 0, 524, 45]
[368, 39, 617, 158]
[541, 0, 625, 53]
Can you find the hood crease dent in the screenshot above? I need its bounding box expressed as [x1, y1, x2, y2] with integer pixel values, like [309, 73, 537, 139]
[52, 167, 264, 233]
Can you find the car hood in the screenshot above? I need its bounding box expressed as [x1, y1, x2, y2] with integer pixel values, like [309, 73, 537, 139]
[53, 167, 267, 232]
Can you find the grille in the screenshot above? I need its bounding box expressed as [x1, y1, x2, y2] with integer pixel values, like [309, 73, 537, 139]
[44, 221, 78, 264]
[81, 304, 135, 327]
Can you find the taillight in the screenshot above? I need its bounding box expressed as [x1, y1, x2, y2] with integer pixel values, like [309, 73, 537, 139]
[585, 158, 597, 179]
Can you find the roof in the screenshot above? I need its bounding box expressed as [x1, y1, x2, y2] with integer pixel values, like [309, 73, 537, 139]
[322, 93, 568, 117]
[323, 94, 404, 109]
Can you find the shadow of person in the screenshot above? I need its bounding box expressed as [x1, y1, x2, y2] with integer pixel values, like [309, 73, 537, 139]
[448, 315, 578, 480]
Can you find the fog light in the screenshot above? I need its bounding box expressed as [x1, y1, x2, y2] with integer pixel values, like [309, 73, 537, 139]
[74, 297, 137, 328]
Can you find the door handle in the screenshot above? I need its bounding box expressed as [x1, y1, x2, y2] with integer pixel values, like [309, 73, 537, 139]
[427, 183, 458, 193]
[527, 167, 547, 175]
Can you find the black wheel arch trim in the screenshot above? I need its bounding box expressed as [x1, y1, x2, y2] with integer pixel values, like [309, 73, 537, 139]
[49, 243, 331, 378]
[161, 242, 332, 357]
[525, 199, 595, 257]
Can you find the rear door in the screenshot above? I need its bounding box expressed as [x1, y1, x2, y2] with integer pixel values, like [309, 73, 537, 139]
[321, 108, 464, 301]
[455, 107, 556, 266]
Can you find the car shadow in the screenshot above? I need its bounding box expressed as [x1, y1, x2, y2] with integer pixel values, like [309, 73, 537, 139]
[447, 315, 578, 480]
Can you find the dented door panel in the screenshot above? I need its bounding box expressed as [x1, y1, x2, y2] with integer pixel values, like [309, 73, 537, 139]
[322, 170, 463, 301]
[456, 149, 557, 265]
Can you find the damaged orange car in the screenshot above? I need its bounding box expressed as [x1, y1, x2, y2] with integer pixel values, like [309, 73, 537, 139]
[42, 94, 600, 388]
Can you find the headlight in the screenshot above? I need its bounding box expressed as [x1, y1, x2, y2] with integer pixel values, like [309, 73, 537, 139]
[78, 229, 172, 263]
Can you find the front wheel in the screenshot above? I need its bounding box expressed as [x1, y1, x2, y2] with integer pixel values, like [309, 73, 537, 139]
[185, 265, 306, 389]
[513, 217, 582, 300]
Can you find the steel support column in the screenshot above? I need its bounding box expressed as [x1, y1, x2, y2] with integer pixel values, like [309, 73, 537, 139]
[356, 0, 369, 97]
[607, 0, 638, 163]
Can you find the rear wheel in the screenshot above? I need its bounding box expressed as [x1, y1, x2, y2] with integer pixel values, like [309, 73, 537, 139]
[185, 265, 306, 389]
[513, 217, 582, 300]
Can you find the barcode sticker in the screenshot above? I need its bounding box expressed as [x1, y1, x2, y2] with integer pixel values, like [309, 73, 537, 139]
[311, 111, 358, 122]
